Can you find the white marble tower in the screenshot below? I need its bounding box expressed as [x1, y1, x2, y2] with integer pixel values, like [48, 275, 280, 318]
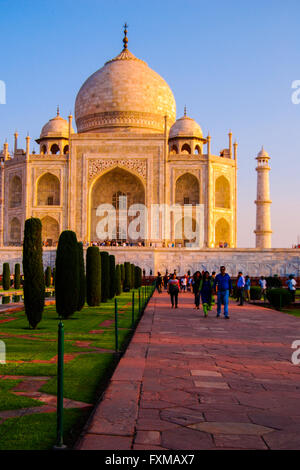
[254, 147, 272, 248]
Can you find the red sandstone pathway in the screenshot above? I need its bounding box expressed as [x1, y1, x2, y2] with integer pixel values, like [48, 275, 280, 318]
[77, 291, 300, 450]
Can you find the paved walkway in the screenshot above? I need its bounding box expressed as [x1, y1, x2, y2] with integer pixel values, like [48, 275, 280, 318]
[76, 292, 300, 450]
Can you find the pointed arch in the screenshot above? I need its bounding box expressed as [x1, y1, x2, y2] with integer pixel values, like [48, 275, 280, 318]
[9, 217, 21, 244]
[175, 173, 199, 206]
[9, 175, 22, 208]
[170, 144, 178, 154]
[215, 175, 230, 209]
[194, 145, 201, 155]
[37, 172, 60, 206]
[41, 216, 60, 246]
[50, 143, 60, 154]
[181, 143, 191, 154]
[215, 217, 230, 247]
[89, 167, 145, 243]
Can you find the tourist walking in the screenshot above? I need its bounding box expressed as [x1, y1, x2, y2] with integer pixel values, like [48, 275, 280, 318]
[156, 272, 163, 293]
[213, 266, 232, 319]
[163, 272, 169, 290]
[259, 276, 267, 299]
[287, 274, 297, 303]
[210, 271, 216, 307]
[181, 274, 188, 293]
[200, 271, 212, 317]
[244, 275, 251, 302]
[192, 271, 202, 309]
[236, 271, 245, 305]
[167, 273, 180, 308]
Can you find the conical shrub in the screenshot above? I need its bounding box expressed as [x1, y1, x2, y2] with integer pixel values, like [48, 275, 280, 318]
[23, 218, 45, 328]
[2, 263, 10, 290]
[115, 264, 122, 296]
[109, 254, 116, 299]
[14, 263, 21, 289]
[77, 242, 86, 311]
[100, 251, 110, 302]
[55, 230, 79, 319]
[86, 246, 101, 306]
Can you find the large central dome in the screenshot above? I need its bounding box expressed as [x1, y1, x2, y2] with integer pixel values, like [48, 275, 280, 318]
[75, 47, 176, 134]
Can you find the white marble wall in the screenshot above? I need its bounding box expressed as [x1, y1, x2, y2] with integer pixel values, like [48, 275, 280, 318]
[1, 247, 300, 277]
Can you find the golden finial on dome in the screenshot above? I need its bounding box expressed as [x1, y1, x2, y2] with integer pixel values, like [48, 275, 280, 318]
[184, 105, 187, 117]
[123, 23, 129, 50]
[57, 105, 60, 116]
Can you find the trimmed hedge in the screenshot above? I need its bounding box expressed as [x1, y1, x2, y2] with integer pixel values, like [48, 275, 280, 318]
[2, 263, 10, 291]
[266, 276, 282, 289]
[134, 266, 142, 289]
[120, 264, 125, 283]
[100, 251, 110, 302]
[115, 264, 122, 296]
[123, 262, 131, 292]
[55, 230, 79, 319]
[267, 288, 292, 309]
[250, 286, 262, 300]
[130, 264, 135, 290]
[14, 263, 21, 289]
[86, 246, 101, 306]
[77, 242, 86, 311]
[45, 266, 52, 288]
[23, 218, 45, 329]
[109, 255, 116, 299]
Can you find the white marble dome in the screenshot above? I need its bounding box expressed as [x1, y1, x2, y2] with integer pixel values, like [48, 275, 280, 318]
[169, 115, 203, 139]
[257, 146, 270, 158]
[75, 48, 176, 134]
[40, 111, 73, 139]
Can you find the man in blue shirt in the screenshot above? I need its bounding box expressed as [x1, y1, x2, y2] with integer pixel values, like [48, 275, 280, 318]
[213, 266, 232, 319]
[236, 271, 245, 306]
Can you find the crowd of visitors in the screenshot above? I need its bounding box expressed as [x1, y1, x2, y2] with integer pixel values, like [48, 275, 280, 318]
[155, 269, 298, 318]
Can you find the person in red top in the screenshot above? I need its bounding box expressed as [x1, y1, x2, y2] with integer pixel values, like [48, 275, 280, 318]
[167, 273, 180, 308]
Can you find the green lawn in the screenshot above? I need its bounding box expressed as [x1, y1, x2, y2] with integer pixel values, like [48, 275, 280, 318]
[0, 287, 152, 449]
[282, 308, 300, 318]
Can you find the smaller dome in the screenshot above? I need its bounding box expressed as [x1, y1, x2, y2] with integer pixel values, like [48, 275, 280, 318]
[40, 109, 74, 139]
[257, 146, 270, 159]
[169, 114, 203, 139]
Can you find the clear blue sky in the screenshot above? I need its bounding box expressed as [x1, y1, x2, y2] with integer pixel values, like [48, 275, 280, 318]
[0, 0, 299, 247]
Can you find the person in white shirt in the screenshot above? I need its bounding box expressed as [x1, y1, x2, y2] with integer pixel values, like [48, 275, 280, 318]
[259, 276, 267, 299]
[287, 275, 297, 303]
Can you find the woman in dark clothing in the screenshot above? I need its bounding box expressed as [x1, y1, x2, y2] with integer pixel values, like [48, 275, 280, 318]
[201, 271, 212, 317]
[156, 272, 163, 293]
[167, 273, 180, 308]
[192, 271, 202, 309]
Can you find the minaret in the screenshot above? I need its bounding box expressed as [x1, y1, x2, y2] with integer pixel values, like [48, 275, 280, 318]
[254, 146, 272, 248]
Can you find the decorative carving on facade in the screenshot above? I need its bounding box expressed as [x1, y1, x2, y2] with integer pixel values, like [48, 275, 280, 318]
[32, 212, 61, 223]
[174, 168, 199, 182]
[77, 111, 164, 134]
[35, 168, 61, 181]
[88, 158, 147, 182]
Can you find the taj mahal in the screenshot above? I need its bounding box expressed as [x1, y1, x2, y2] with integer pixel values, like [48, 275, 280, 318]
[0, 27, 299, 276]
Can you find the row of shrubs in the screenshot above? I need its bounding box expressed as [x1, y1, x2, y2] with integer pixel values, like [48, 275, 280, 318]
[1, 263, 22, 290]
[1, 263, 54, 290]
[249, 286, 292, 309]
[21, 218, 144, 328]
[232, 284, 293, 309]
